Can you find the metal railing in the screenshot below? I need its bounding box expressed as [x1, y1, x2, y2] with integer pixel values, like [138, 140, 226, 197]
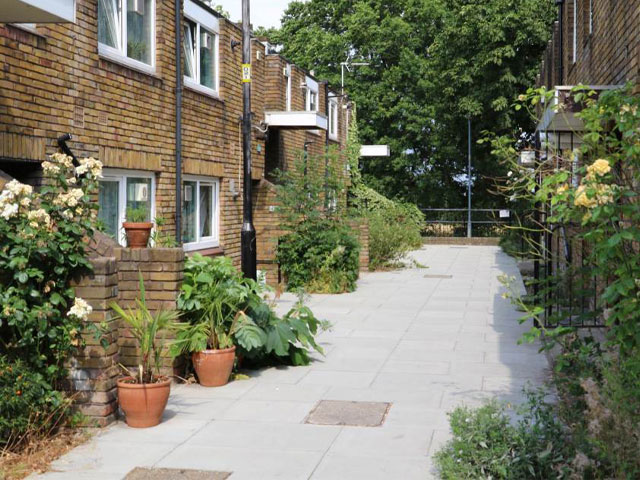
[421, 208, 512, 238]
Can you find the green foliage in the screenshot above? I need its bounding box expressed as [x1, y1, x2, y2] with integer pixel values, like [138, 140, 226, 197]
[110, 274, 180, 384]
[0, 153, 101, 385]
[264, 0, 555, 209]
[173, 255, 328, 366]
[275, 151, 361, 293]
[0, 358, 72, 450]
[125, 205, 149, 223]
[435, 391, 573, 479]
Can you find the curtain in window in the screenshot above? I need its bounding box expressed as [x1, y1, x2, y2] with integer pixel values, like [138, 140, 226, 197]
[98, 180, 119, 239]
[199, 28, 216, 89]
[182, 181, 196, 243]
[98, 0, 119, 49]
[127, 0, 152, 64]
[199, 184, 212, 238]
[183, 22, 196, 79]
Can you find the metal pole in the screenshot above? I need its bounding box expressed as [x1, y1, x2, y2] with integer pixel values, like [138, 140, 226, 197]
[341, 63, 345, 95]
[241, 0, 256, 280]
[467, 117, 472, 238]
[324, 81, 330, 210]
[556, 0, 564, 84]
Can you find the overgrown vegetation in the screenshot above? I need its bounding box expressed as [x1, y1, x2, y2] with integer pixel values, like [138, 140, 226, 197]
[438, 85, 640, 479]
[275, 149, 361, 293]
[173, 254, 329, 366]
[0, 153, 102, 450]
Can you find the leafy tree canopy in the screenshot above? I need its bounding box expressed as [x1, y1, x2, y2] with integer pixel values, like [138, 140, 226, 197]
[260, 0, 555, 208]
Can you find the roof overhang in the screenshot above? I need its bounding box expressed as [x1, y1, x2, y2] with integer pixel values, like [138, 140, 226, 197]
[360, 145, 390, 157]
[537, 85, 620, 132]
[1, 0, 75, 23]
[264, 111, 327, 130]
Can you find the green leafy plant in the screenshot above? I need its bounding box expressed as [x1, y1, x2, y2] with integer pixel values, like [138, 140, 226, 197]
[172, 254, 328, 366]
[275, 150, 361, 293]
[125, 205, 149, 223]
[150, 216, 178, 247]
[110, 274, 180, 384]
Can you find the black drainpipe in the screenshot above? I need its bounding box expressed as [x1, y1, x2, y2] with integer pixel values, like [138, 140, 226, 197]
[556, 0, 564, 85]
[175, 0, 183, 244]
[323, 81, 329, 210]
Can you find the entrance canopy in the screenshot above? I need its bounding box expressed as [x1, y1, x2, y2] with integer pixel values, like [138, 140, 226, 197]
[263, 111, 328, 131]
[1, 0, 75, 23]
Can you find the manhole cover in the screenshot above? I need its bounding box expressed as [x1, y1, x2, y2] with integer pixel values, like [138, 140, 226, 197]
[305, 400, 391, 427]
[423, 274, 453, 279]
[125, 468, 231, 480]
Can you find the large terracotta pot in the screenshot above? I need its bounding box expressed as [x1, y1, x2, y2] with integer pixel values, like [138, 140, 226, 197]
[117, 376, 171, 428]
[192, 347, 236, 387]
[123, 222, 153, 248]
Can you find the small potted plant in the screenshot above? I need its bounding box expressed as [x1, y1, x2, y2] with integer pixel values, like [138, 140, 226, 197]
[111, 274, 180, 428]
[123, 206, 152, 248]
[171, 255, 265, 387]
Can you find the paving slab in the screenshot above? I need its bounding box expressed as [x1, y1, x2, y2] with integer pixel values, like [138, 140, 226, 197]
[32, 245, 548, 480]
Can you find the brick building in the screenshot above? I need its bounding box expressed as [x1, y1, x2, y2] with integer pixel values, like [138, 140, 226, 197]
[0, 0, 352, 282]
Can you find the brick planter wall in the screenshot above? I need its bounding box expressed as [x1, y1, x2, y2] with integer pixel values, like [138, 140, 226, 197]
[69, 256, 120, 427]
[114, 248, 185, 378]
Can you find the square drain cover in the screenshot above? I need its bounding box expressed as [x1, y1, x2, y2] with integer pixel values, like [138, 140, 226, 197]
[125, 468, 231, 480]
[305, 400, 391, 427]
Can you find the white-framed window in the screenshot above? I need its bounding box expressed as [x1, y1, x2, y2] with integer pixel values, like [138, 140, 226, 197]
[182, 176, 220, 251]
[98, 0, 155, 73]
[589, 0, 593, 34]
[98, 169, 156, 246]
[285, 64, 292, 111]
[305, 76, 319, 112]
[329, 97, 339, 140]
[183, 0, 220, 97]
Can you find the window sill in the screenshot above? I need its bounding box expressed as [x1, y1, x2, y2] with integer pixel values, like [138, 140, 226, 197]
[184, 79, 222, 101]
[183, 239, 220, 252]
[10, 24, 44, 38]
[329, 134, 339, 142]
[99, 44, 156, 77]
[187, 246, 225, 257]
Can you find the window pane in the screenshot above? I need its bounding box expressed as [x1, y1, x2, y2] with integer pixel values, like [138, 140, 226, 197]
[182, 181, 196, 243]
[126, 177, 151, 220]
[200, 27, 216, 89]
[98, 180, 119, 239]
[183, 21, 196, 79]
[127, 0, 153, 64]
[199, 184, 212, 238]
[98, 0, 120, 49]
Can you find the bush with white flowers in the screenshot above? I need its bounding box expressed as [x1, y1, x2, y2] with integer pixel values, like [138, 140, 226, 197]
[0, 152, 102, 390]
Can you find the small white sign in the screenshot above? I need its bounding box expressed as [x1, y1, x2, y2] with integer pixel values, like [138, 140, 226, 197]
[499, 210, 510, 218]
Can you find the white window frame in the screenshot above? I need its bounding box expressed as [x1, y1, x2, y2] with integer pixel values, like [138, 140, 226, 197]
[99, 168, 156, 246]
[285, 64, 292, 111]
[589, 0, 593, 35]
[305, 76, 319, 112]
[183, 0, 220, 98]
[182, 175, 220, 252]
[98, 0, 156, 75]
[328, 97, 339, 141]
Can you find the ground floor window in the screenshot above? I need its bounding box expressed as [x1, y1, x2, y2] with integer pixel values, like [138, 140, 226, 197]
[182, 176, 219, 251]
[98, 169, 155, 245]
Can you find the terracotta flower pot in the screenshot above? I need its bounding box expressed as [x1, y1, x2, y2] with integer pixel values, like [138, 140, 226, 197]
[117, 376, 171, 428]
[123, 222, 153, 248]
[192, 347, 236, 387]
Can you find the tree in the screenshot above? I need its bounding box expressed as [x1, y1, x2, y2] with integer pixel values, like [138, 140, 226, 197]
[261, 0, 555, 209]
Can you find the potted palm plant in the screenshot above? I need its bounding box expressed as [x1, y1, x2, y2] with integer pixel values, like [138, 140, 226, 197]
[123, 205, 153, 248]
[171, 255, 265, 387]
[111, 274, 179, 428]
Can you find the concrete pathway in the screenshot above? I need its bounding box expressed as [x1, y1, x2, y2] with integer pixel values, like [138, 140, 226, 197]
[34, 245, 549, 480]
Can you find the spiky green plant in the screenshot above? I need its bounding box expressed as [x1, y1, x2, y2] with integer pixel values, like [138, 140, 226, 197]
[110, 273, 180, 384]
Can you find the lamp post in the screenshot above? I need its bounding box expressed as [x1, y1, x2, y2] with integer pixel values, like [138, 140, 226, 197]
[240, 0, 256, 280]
[467, 117, 472, 238]
[340, 61, 370, 95]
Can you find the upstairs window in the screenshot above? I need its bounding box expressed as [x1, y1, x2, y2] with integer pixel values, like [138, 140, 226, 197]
[98, 0, 155, 70]
[305, 76, 319, 112]
[329, 97, 339, 140]
[183, 0, 220, 96]
[285, 64, 292, 111]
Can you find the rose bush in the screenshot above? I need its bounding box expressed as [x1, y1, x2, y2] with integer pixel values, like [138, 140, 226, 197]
[0, 153, 102, 448]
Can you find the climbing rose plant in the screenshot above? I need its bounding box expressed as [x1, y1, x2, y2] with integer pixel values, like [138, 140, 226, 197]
[0, 153, 102, 385]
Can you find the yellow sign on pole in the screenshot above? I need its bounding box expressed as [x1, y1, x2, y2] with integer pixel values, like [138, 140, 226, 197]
[242, 64, 251, 83]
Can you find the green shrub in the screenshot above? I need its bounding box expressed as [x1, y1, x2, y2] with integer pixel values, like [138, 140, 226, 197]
[350, 184, 423, 269]
[0, 358, 72, 449]
[174, 254, 328, 366]
[277, 219, 360, 293]
[435, 391, 573, 479]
